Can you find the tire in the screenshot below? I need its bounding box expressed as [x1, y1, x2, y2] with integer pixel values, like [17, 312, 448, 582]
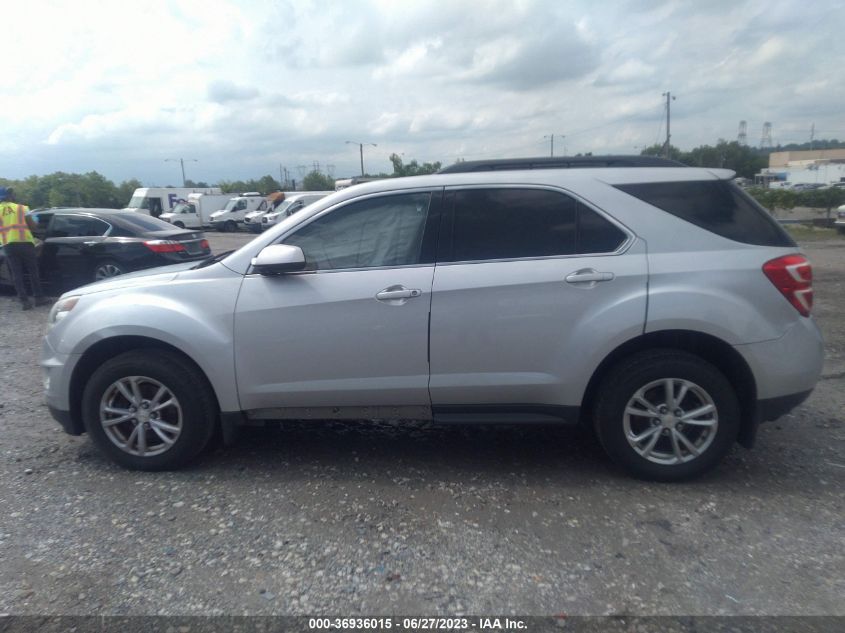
[593, 349, 740, 481]
[92, 260, 126, 282]
[81, 350, 218, 471]
[173, 221, 185, 229]
[836, 226, 845, 235]
[224, 220, 237, 233]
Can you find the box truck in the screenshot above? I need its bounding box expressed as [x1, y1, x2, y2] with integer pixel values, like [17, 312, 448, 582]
[124, 187, 222, 218]
[159, 193, 234, 229]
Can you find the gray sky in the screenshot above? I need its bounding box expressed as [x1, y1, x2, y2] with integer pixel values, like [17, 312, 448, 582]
[3, 0, 844, 185]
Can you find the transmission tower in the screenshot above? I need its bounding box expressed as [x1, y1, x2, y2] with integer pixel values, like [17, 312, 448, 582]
[760, 122, 773, 149]
[738, 120, 747, 146]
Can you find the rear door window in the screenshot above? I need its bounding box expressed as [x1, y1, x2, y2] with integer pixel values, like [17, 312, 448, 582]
[443, 188, 627, 262]
[48, 215, 111, 238]
[615, 180, 795, 247]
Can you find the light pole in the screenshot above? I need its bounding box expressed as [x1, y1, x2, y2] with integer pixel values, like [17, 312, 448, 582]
[165, 158, 198, 187]
[345, 141, 377, 176]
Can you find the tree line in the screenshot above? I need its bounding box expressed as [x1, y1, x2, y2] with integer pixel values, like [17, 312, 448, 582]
[0, 154, 445, 209]
[3, 140, 844, 211]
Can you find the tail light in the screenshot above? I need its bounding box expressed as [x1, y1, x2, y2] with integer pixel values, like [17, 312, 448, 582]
[144, 240, 186, 253]
[762, 254, 813, 317]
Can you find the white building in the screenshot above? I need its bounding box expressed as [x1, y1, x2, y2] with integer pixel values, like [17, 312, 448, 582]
[755, 149, 845, 188]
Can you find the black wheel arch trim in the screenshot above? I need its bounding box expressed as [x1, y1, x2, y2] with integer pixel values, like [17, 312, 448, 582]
[581, 329, 759, 449]
[67, 335, 221, 439]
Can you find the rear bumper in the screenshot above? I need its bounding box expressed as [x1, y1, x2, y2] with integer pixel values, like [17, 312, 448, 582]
[758, 389, 813, 422]
[733, 317, 824, 400]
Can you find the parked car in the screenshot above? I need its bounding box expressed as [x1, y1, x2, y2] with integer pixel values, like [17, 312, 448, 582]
[260, 192, 332, 231]
[41, 156, 823, 480]
[0, 208, 211, 293]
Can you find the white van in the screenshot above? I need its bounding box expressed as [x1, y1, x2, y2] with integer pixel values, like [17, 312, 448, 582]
[159, 193, 234, 229]
[208, 193, 267, 232]
[260, 192, 333, 231]
[243, 192, 296, 233]
[124, 187, 222, 218]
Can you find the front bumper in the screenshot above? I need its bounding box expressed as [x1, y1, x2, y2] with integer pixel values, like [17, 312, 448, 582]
[49, 404, 83, 435]
[41, 336, 83, 435]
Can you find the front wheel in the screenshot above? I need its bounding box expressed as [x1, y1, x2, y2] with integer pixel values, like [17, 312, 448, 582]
[82, 350, 218, 470]
[173, 221, 185, 229]
[224, 220, 238, 232]
[593, 350, 740, 481]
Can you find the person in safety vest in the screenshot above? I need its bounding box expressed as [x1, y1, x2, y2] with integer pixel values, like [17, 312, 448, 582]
[0, 187, 48, 310]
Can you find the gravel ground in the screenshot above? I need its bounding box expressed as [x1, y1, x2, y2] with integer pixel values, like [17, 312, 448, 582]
[0, 232, 843, 616]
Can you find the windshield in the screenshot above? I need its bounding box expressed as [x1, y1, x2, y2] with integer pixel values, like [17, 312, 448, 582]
[224, 198, 241, 211]
[127, 196, 150, 209]
[171, 203, 195, 214]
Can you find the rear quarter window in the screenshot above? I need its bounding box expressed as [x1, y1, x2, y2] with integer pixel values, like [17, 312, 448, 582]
[615, 180, 795, 247]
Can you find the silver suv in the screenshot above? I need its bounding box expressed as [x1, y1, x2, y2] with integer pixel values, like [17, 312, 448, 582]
[41, 157, 823, 480]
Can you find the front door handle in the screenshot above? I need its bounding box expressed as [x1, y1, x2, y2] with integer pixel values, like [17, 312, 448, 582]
[565, 268, 615, 285]
[376, 285, 422, 301]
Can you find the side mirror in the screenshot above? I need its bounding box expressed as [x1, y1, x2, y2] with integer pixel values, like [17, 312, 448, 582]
[251, 244, 306, 274]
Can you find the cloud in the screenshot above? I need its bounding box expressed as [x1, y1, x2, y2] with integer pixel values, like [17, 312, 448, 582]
[207, 80, 260, 103]
[3, 0, 845, 183]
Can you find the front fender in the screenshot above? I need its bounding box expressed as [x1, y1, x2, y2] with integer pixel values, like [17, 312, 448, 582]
[50, 267, 243, 411]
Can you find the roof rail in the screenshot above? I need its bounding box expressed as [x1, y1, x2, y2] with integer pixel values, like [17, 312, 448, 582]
[438, 155, 686, 174]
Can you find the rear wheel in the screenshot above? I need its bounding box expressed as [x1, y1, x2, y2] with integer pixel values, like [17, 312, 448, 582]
[593, 350, 740, 481]
[82, 350, 218, 470]
[93, 260, 126, 281]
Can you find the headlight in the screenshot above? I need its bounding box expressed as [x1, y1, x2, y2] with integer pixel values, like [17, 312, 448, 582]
[48, 296, 80, 326]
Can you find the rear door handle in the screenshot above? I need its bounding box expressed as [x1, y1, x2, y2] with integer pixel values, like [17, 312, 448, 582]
[565, 268, 615, 285]
[376, 285, 422, 301]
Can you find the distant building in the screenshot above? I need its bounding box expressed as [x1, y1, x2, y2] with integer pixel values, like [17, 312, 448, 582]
[755, 149, 845, 187]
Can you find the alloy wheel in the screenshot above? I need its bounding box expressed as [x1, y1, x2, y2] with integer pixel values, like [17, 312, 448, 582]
[623, 378, 718, 465]
[94, 263, 124, 280]
[99, 375, 183, 457]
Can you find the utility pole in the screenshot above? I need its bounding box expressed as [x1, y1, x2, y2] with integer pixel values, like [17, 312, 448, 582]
[165, 158, 198, 187]
[345, 140, 377, 176]
[280, 164, 287, 189]
[543, 134, 565, 157]
[662, 92, 675, 158]
[810, 123, 815, 151]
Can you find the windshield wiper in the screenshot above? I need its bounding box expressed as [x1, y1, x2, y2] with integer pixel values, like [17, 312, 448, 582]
[192, 250, 234, 269]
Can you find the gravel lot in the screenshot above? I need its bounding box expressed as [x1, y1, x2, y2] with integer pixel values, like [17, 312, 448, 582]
[0, 231, 843, 616]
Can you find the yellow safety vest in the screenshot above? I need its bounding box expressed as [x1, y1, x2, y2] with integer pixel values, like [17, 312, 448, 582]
[0, 202, 33, 246]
